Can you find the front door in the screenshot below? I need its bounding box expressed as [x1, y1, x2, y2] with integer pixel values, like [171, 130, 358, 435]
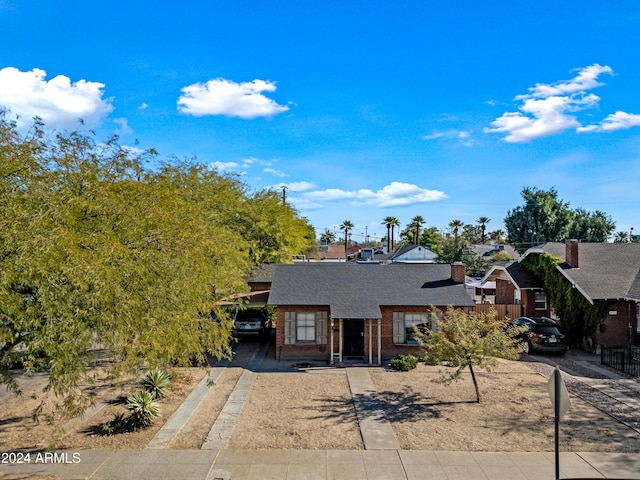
[344, 319, 364, 357]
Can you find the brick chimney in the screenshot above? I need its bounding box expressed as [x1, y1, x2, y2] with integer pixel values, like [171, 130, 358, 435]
[451, 261, 465, 284]
[565, 239, 579, 268]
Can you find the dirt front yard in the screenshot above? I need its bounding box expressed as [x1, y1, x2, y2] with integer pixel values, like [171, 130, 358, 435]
[1, 350, 639, 453]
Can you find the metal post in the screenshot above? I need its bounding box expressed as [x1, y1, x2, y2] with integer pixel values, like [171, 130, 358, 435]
[554, 366, 560, 480]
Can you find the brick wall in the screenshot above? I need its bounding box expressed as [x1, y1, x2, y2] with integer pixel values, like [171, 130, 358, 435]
[495, 279, 515, 304]
[593, 300, 637, 346]
[274, 304, 459, 362]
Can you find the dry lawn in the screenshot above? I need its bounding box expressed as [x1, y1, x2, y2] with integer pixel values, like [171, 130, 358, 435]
[2, 352, 639, 453]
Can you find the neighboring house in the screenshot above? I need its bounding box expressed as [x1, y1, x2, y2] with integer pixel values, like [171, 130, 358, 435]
[389, 244, 438, 263]
[482, 261, 549, 319]
[470, 244, 519, 263]
[484, 240, 640, 346]
[267, 262, 475, 364]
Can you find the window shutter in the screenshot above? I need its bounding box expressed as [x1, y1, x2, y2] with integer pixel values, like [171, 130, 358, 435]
[393, 312, 405, 344]
[284, 312, 295, 345]
[315, 312, 328, 344]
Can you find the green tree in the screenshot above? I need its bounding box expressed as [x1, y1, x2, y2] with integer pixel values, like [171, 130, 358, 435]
[0, 115, 314, 417]
[320, 229, 336, 245]
[417, 307, 524, 403]
[614, 231, 629, 243]
[448, 220, 464, 244]
[567, 208, 615, 242]
[339, 220, 354, 258]
[388, 216, 400, 252]
[382, 216, 395, 252]
[408, 215, 426, 245]
[504, 187, 573, 253]
[477, 217, 491, 244]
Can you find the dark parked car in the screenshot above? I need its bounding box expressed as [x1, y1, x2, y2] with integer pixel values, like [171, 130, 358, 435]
[513, 316, 567, 355]
[232, 308, 270, 337]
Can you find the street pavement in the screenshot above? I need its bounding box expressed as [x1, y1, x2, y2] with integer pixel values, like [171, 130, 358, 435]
[1, 343, 639, 480]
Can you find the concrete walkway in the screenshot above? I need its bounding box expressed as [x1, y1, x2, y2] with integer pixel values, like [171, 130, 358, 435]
[2, 346, 640, 479]
[1, 449, 639, 479]
[346, 368, 400, 450]
[202, 339, 271, 450]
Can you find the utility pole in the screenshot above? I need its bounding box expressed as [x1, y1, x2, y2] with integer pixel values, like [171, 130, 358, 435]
[281, 185, 288, 205]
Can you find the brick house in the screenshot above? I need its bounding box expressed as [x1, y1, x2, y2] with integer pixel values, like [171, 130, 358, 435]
[485, 240, 640, 346]
[482, 261, 550, 318]
[267, 262, 475, 364]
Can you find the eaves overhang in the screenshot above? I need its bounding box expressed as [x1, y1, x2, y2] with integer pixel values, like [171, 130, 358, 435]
[554, 266, 594, 305]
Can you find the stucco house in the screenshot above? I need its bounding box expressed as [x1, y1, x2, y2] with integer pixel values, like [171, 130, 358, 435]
[484, 240, 640, 346]
[267, 262, 475, 364]
[389, 244, 438, 263]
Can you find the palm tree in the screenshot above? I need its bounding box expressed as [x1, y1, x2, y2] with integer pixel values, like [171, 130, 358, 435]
[339, 220, 354, 259]
[477, 217, 490, 244]
[489, 229, 505, 243]
[449, 219, 464, 244]
[614, 231, 629, 243]
[409, 215, 426, 245]
[382, 216, 395, 252]
[388, 216, 400, 252]
[320, 229, 336, 244]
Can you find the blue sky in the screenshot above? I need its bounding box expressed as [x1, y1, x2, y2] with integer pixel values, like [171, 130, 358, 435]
[2, 1, 640, 243]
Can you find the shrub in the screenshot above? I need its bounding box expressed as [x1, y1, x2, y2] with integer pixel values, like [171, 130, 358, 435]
[142, 367, 171, 399]
[101, 412, 128, 435]
[390, 354, 418, 371]
[126, 390, 161, 429]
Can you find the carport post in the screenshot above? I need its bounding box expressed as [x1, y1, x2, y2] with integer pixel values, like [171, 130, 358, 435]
[377, 319, 381, 365]
[330, 318, 334, 365]
[368, 319, 372, 365]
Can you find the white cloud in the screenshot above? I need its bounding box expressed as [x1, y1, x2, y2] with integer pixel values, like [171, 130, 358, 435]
[138, 102, 149, 110]
[578, 111, 640, 133]
[423, 129, 475, 146]
[304, 181, 447, 208]
[242, 156, 273, 167]
[177, 78, 289, 119]
[515, 64, 612, 100]
[0, 67, 113, 131]
[273, 181, 316, 192]
[113, 117, 133, 135]
[264, 167, 286, 177]
[209, 161, 241, 172]
[422, 132, 444, 140]
[484, 64, 620, 143]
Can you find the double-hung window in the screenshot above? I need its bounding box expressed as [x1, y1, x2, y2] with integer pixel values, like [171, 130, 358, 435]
[393, 311, 442, 344]
[284, 311, 328, 345]
[534, 291, 547, 311]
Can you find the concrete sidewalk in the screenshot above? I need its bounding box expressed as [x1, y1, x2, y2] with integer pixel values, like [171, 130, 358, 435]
[1, 448, 639, 479]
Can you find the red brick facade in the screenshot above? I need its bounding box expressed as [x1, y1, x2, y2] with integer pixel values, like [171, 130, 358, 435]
[592, 300, 638, 346]
[275, 304, 456, 362]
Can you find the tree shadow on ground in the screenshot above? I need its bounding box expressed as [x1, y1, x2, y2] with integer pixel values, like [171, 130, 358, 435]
[308, 386, 475, 424]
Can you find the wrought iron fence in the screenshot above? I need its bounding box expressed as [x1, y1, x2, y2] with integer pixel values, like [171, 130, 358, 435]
[600, 345, 640, 377]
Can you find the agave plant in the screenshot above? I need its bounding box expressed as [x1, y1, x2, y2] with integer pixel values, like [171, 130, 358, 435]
[126, 390, 161, 429]
[142, 367, 171, 399]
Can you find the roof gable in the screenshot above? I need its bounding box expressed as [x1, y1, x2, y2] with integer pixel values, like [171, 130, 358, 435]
[537, 242, 640, 301]
[267, 263, 474, 318]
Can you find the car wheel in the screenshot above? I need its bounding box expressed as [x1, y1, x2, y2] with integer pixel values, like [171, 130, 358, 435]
[523, 341, 532, 354]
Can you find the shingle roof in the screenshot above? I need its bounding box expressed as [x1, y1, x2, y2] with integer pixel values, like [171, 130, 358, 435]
[267, 263, 475, 319]
[539, 242, 640, 301]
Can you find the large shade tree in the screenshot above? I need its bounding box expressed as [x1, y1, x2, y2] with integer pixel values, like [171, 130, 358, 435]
[504, 187, 614, 253]
[0, 115, 314, 416]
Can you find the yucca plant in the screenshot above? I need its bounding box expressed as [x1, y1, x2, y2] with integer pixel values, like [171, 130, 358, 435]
[101, 412, 128, 435]
[142, 367, 171, 399]
[126, 390, 161, 429]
